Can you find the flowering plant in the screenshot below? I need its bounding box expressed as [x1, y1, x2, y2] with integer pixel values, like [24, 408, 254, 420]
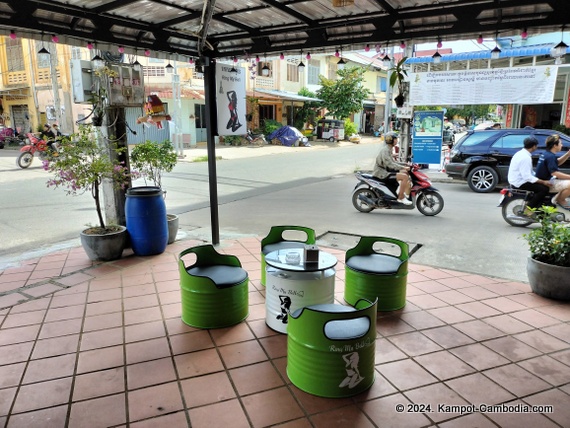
[44, 124, 137, 232]
[524, 206, 570, 267]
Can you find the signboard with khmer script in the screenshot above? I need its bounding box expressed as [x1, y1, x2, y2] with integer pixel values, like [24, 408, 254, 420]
[408, 66, 558, 106]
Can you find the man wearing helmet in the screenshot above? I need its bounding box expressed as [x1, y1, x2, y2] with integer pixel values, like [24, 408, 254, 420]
[372, 132, 412, 205]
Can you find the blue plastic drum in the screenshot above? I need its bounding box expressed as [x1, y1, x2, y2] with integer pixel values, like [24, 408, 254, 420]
[125, 186, 168, 256]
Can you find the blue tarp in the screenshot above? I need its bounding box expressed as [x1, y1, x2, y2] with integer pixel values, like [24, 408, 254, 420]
[267, 126, 304, 147]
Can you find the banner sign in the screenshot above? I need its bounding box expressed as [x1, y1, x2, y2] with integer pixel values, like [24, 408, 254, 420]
[409, 66, 558, 106]
[412, 111, 444, 164]
[216, 63, 247, 136]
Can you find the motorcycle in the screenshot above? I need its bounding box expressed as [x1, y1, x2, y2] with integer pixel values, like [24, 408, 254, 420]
[352, 164, 444, 216]
[245, 129, 268, 145]
[16, 133, 56, 169]
[499, 187, 566, 227]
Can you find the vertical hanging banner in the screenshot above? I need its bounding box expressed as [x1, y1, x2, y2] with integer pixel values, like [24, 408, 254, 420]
[216, 63, 246, 136]
[412, 111, 444, 164]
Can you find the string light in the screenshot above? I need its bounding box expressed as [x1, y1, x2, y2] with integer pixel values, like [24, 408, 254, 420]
[9, 30, 16, 40]
[306, 52, 311, 60]
[87, 42, 94, 50]
[521, 28, 528, 40]
[400, 41, 406, 49]
[280, 52, 284, 60]
[477, 34, 483, 44]
[51, 35, 59, 43]
[118, 46, 125, 54]
[144, 49, 151, 57]
[335, 49, 340, 57]
[437, 39, 442, 49]
[365, 44, 370, 52]
[255, 55, 260, 62]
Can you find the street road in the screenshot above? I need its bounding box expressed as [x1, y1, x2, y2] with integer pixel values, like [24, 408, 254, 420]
[0, 143, 531, 281]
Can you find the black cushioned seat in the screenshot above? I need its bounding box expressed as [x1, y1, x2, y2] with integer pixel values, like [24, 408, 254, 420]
[292, 304, 370, 340]
[346, 254, 404, 274]
[187, 266, 248, 288]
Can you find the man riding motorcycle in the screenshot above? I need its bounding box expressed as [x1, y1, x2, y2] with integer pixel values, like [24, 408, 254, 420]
[372, 132, 412, 205]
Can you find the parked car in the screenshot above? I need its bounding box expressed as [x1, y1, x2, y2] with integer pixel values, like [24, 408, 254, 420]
[446, 128, 570, 193]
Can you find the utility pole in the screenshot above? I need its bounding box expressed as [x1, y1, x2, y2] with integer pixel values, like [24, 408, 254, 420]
[171, 60, 184, 157]
[49, 44, 63, 130]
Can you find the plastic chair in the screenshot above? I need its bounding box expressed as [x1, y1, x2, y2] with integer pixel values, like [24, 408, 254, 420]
[344, 236, 409, 311]
[260, 226, 316, 286]
[287, 298, 377, 398]
[178, 244, 249, 328]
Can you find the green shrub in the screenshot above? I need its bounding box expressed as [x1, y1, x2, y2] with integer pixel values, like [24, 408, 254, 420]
[263, 119, 283, 135]
[223, 135, 244, 146]
[553, 124, 570, 136]
[344, 118, 357, 138]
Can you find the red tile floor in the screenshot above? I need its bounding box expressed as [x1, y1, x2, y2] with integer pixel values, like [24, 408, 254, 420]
[0, 236, 569, 427]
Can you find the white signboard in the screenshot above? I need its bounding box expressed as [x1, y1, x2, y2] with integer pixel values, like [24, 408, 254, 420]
[409, 66, 558, 106]
[216, 63, 247, 136]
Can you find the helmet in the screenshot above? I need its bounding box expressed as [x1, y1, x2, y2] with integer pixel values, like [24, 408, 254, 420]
[384, 132, 398, 144]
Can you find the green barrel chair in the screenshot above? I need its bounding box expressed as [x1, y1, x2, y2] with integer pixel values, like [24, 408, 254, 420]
[344, 236, 409, 311]
[179, 244, 249, 328]
[287, 298, 377, 398]
[260, 226, 316, 286]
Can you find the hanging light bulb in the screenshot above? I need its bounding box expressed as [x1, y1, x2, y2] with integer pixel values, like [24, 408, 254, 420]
[335, 49, 340, 57]
[437, 39, 442, 49]
[9, 30, 16, 40]
[279, 52, 284, 60]
[51, 34, 59, 43]
[118, 46, 125, 54]
[188, 57, 194, 65]
[521, 28, 528, 40]
[87, 42, 93, 50]
[298, 51, 305, 71]
[233, 56, 238, 63]
[375, 44, 381, 53]
[477, 34, 483, 44]
[255, 55, 260, 63]
[400, 41, 406, 49]
[432, 51, 442, 64]
[365, 44, 370, 52]
[306, 52, 311, 60]
[144, 49, 150, 57]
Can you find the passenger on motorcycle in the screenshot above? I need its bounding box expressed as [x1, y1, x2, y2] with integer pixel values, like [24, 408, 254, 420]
[372, 132, 412, 205]
[535, 134, 570, 210]
[40, 123, 56, 152]
[507, 137, 551, 216]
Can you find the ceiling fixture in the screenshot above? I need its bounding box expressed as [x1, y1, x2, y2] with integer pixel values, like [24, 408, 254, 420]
[382, 54, 391, 67]
[91, 51, 105, 68]
[51, 34, 59, 43]
[195, 59, 204, 77]
[280, 52, 284, 60]
[165, 62, 174, 73]
[87, 42, 94, 50]
[262, 53, 270, 76]
[437, 38, 442, 49]
[255, 55, 260, 63]
[365, 44, 370, 52]
[553, 27, 568, 57]
[400, 41, 406, 49]
[132, 49, 142, 71]
[432, 51, 442, 64]
[491, 32, 501, 59]
[335, 49, 340, 57]
[188, 57, 194, 65]
[298, 51, 306, 72]
[38, 46, 50, 55]
[306, 52, 311, 60]
[477, 34, 483, 44]
[9, 30, 16, 40]
[521, 28, 528, 40]
[144, 49, 151, 57]
[38, 35, 50, 57]
[118, 46, 125, 54]
[337, 57, 346, 69]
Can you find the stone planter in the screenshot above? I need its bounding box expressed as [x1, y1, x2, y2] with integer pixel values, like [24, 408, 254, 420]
[167, 214, 179, 244]
[80, 226, 128, 261]
[527, 257, 570, 301]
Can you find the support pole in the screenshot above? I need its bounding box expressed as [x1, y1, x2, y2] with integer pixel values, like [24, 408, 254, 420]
[203, 57, 220, 245]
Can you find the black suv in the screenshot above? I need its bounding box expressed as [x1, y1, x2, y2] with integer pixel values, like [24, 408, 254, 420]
[446, 128, 570, 192]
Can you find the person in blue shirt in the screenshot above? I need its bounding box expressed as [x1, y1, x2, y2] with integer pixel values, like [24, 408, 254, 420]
[534, 134, 570, 209]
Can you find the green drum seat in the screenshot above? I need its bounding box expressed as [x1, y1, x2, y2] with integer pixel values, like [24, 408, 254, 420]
[260, 226, 316, 287]
[179, 244, 249, 329]
[344, 236, 409, 311]
[287, 298, 377, 398]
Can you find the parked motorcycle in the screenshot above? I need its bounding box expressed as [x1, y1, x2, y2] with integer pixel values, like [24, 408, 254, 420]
[16, 133, 55, 169]
[245, 129, 268, 145]
[499, 187, 566, 227]
[352, 164, 444, 216]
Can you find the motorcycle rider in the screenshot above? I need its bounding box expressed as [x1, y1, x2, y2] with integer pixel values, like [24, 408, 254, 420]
[40, 123, 56, 152]
[507, 136, 551, 217]
[534, 134, 570, 210]
[372, 132, 412, 205]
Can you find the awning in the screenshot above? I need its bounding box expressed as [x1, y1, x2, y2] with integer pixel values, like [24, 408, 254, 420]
[405, 43, 566, 64]
[0, 87, 31, 98]
[254, 89, 321, 102]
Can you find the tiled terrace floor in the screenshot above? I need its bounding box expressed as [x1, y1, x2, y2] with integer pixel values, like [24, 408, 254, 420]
[0, 236, 569, 427]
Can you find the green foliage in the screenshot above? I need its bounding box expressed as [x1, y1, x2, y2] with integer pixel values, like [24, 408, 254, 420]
[388, 57, 408, 95]
[524, 206, 570, 267]
[223, 135, 244, 146]
[263, 119, 283, 135]
[44, 124, 136, 230]
[553, 124, 570, 135]
[344, 119, 357, 137]
[316, 66, 370, 120]
[130, 139, 178, 188]
[296, 87, 322, 127]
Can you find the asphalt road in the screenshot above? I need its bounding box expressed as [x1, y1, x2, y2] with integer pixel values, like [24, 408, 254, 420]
[0, 142, 532, 282]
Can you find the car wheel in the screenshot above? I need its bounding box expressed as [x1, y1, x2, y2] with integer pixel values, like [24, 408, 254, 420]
[467, 166, 499, 193]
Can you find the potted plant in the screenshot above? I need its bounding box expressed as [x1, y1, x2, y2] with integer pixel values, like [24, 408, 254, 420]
[389, 56, 408, 107]
[44, 124, 136, 261]
[130, 139, 179, 244]
[524, 206, 570, 300]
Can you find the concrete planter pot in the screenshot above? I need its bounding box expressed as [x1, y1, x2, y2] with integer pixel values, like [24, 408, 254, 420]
[80, 225, 128, 261]
[527, 257, 570, 301]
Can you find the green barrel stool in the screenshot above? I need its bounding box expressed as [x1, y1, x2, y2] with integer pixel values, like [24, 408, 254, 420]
[344, 236, 409, 311]
[287, 298, 377, 398]
[260, 226, 316, 287]
[179, 244, 249, 328]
